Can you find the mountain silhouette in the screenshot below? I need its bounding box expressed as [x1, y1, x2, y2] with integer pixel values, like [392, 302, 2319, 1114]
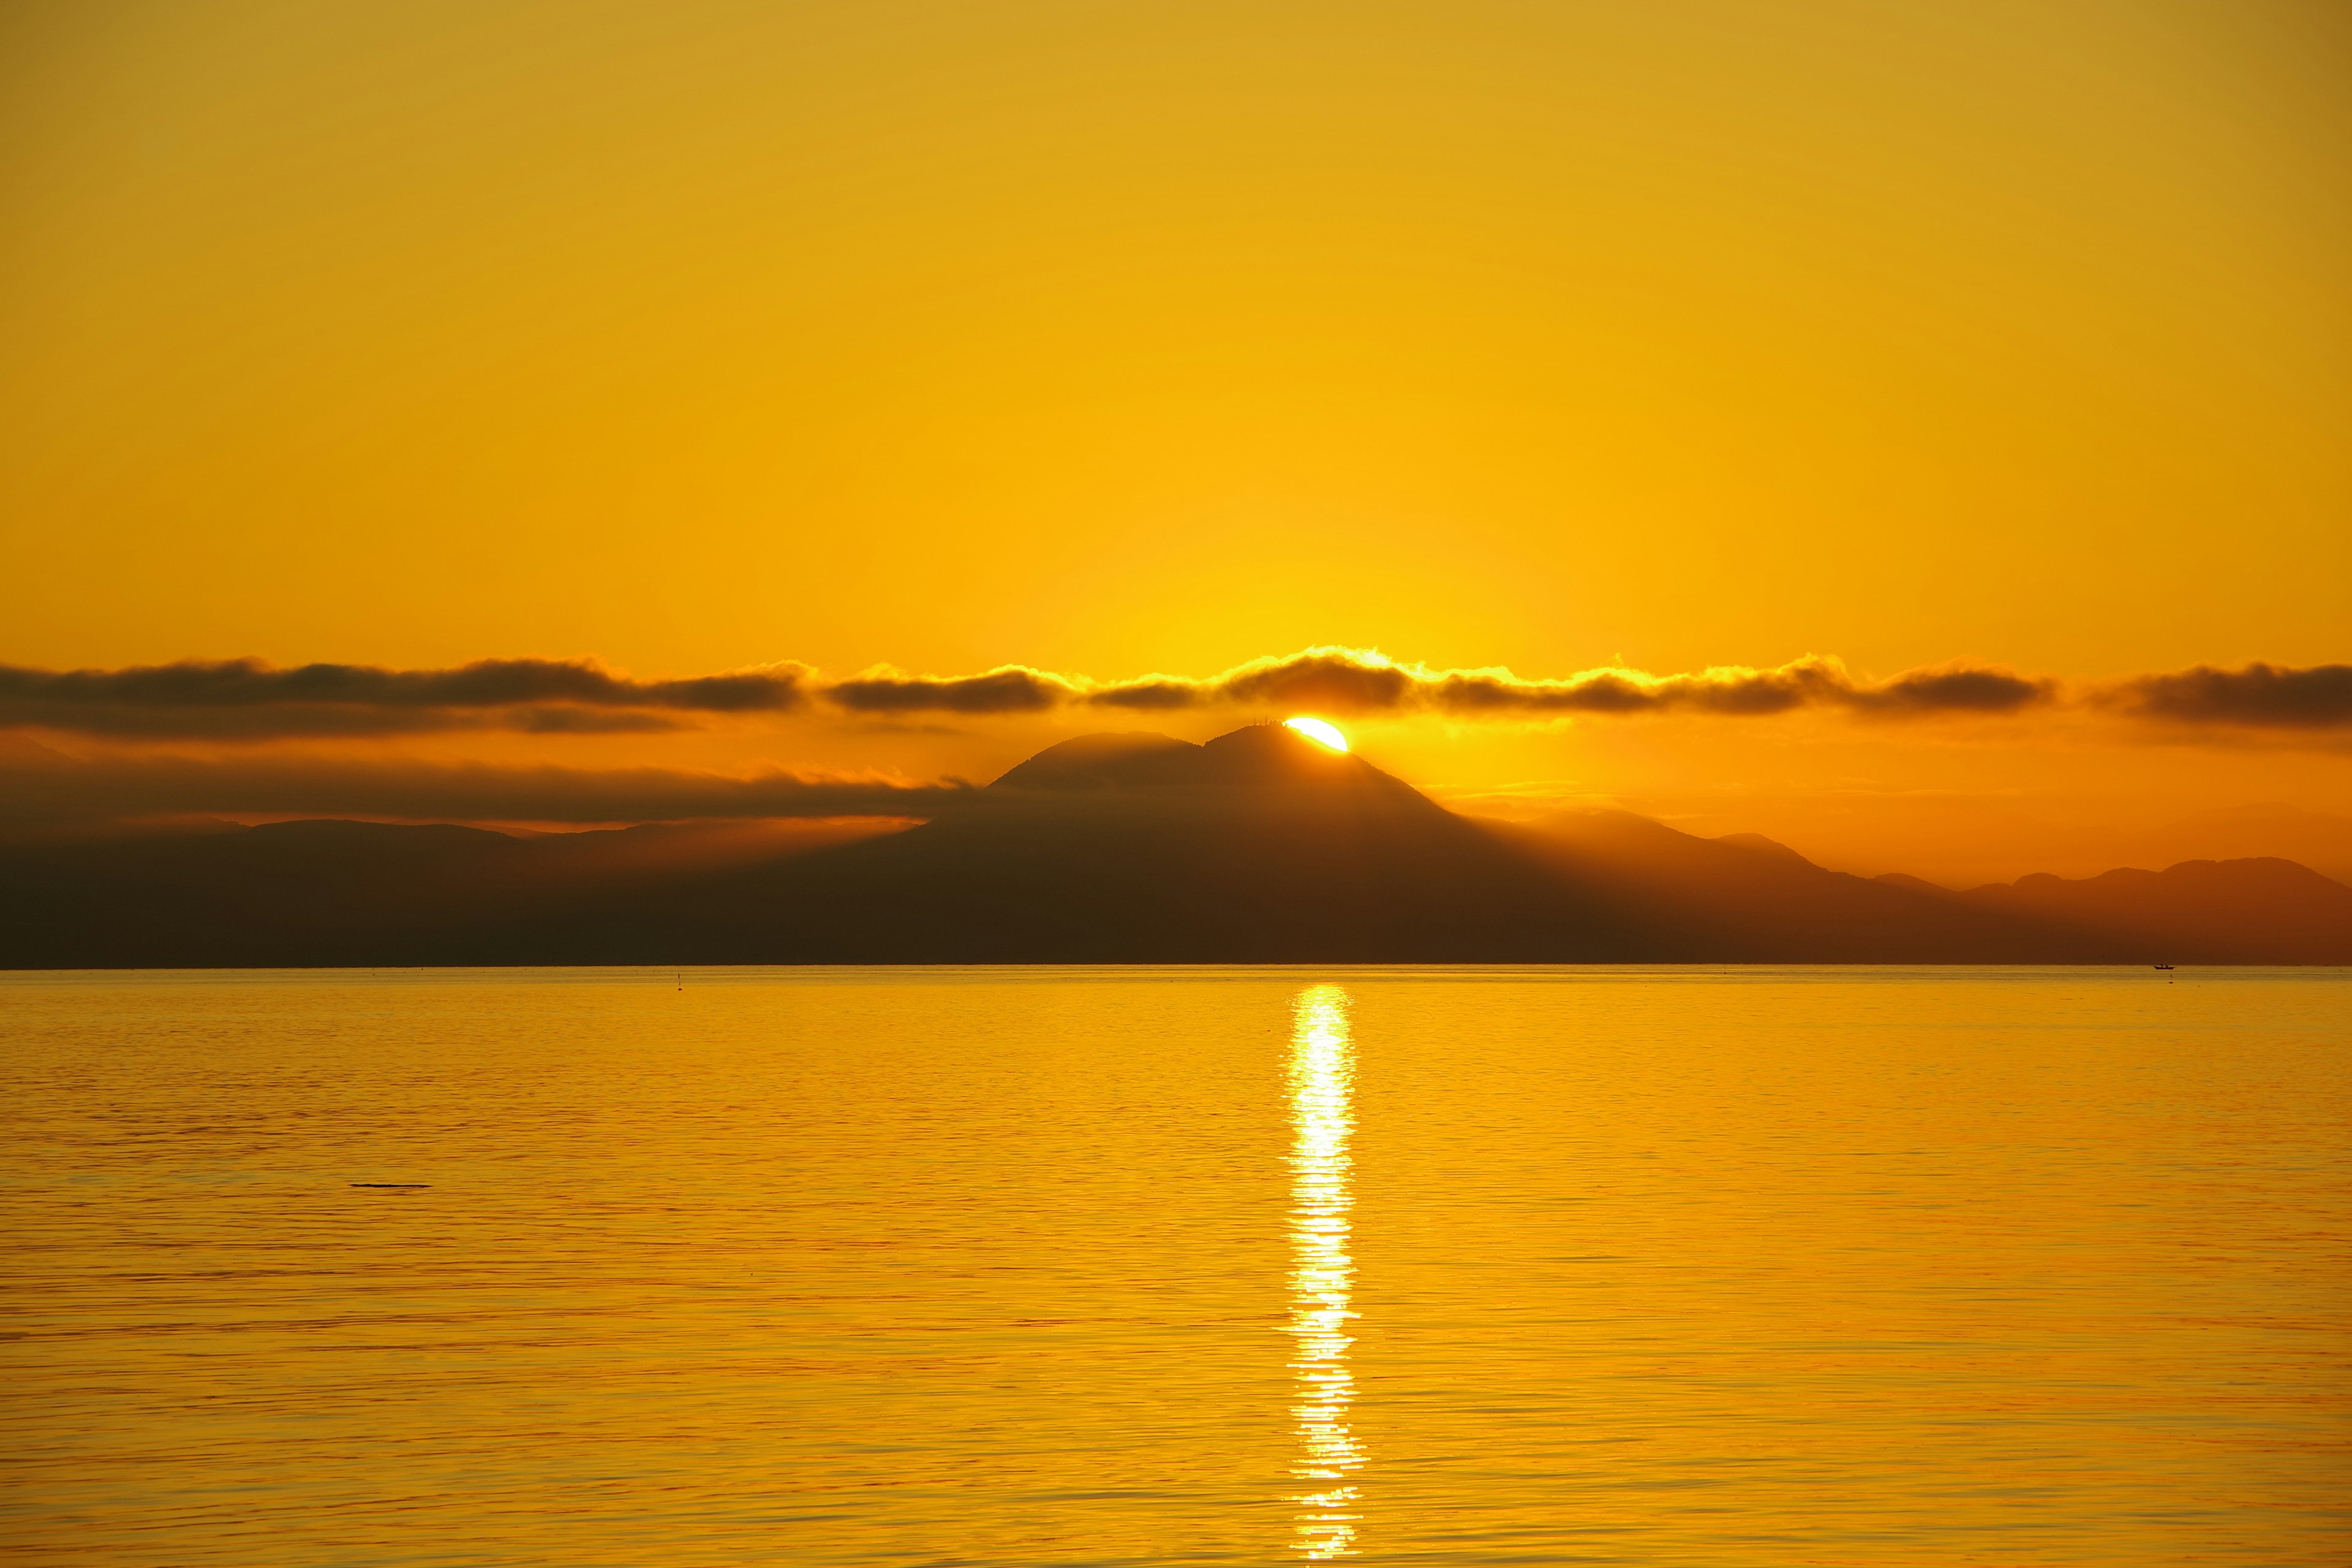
[1954, 857, 2352, 965]
[2, 724, 2346, 965]
[1504, 809, 2103, 962]
[643, 725, 1622, 962]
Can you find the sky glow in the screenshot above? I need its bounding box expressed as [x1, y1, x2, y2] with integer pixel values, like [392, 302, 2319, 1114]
[0, 1, 2343, 883]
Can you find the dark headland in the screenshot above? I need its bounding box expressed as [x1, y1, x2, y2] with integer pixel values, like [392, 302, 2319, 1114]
[4, 724, 2346, 967]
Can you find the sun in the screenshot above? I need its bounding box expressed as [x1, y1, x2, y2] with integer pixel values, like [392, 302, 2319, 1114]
[1284, 716, 1349, 753]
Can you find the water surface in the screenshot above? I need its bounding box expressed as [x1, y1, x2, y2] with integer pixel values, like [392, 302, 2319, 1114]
[4, 966, 2347, 1564]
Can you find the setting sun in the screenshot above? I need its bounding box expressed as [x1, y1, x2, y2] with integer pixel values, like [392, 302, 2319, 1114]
[1284, 717, 1349, 753]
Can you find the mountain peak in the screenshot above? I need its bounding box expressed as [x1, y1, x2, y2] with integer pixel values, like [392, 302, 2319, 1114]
[992, 723, 1385, 793]
[1194, 722, 1373, 784]
[991, 732, 1200, 790]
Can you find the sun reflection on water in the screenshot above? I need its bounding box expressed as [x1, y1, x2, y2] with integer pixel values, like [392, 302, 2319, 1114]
[1288, 984, 1362, 1559]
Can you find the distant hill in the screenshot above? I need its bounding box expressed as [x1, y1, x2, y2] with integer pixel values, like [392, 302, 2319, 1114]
[2120, 804, 2352, 888]
[2, 725, 2346, 965]
[1501, 809, 2112, 962]
[1952, 858, 2352, 965]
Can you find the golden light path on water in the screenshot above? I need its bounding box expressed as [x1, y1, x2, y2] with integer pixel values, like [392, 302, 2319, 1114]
[1288, 984, 1363, 1559]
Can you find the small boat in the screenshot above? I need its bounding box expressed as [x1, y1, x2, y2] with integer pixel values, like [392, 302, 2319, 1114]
[2153, 963, 2174, 971]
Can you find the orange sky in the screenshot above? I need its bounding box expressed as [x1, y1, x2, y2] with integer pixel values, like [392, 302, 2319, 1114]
[2, 1, 2346, 881]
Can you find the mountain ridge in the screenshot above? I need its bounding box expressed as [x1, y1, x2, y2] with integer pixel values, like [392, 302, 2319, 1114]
[2, 726, 2344, 966]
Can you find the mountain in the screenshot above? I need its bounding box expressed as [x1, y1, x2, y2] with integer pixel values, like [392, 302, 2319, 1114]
[1501, 809, 2115, 962]
[2118, 804, 2352, 888]
[635, 726, 1624, 962]
[1954, 858, 2352, 965]
[0, 818, 886, 967]
[2, 725, 2346, 965]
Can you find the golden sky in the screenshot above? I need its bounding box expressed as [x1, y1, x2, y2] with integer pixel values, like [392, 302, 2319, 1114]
[2, 1, 2346, 880]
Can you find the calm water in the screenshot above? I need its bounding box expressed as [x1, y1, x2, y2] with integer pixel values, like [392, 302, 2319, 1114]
[4, 967, 2348, 1565]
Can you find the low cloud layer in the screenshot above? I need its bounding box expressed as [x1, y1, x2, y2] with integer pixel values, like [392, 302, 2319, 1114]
[1, 649, 2343, 741]
[2103, 662, 2352, 729]
[829, 668, 1071, 714]
[0, 657, 806, 738]
[1084, 650, 2056, 718]
[831, 648, 2060, 719]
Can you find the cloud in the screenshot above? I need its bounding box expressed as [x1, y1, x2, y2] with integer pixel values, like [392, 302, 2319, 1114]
[1852, 663, 2057, 714]
[0, 750, 971, 828]
[2103, 662, 2352, 729]
[8, 648, 2343, 743]
[826, 666, 1076, 714]
[0, 658, 807, 739]
[1088, 650, 1423, 713]
[1073, 648, 2054, 719]
[1423, 656, 2052, 717]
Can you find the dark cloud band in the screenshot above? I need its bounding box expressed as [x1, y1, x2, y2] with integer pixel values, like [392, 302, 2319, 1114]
[2103, 662, 2352, 729]
[1, 649, 2342, 739]
[827, 668, 1074, 714]
[0, 658, 807, 738]
[914, 649, 2057, 720]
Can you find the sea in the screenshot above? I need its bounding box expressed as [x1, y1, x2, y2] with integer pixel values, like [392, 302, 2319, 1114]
[4, 966, 2346, 1565]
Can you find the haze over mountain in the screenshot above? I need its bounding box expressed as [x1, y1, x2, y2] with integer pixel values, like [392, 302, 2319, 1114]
[5, 725, 2345, 968]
